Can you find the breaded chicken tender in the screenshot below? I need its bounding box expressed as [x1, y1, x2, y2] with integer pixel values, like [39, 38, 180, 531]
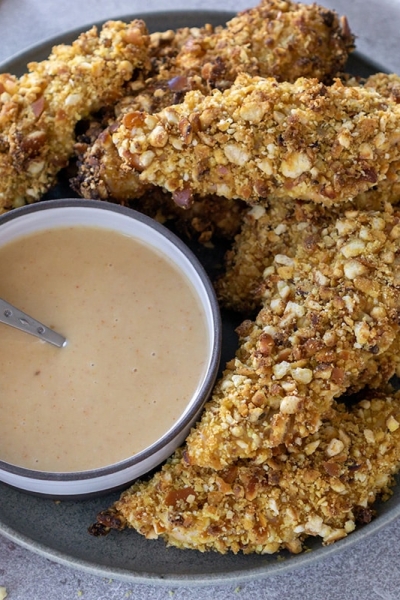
[0, 20, 149, 210]
[216, 201, 301, 314]
[113, 75, 400, 206]
[216, 198, 400, 315]
[73, 0, 354, 203]
[71, 25, 204, 202]
[216, 73, 400, 313]
[91, 391, 400, 554]
[169, 0, 354, 87]
[344, 73, 400, 208]
[184, 205, 400, 470]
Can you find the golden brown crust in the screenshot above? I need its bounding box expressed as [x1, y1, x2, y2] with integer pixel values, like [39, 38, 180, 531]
[70, 25, 204, 202]
[364, 72, 400, 102]
[0, 20, 149, 210]
[113, 75, 400, 206]
[216, 197, 400, 316]
[73, 125, 150, 201]
[185, 204, 400, 469]
[73, 0, 355, 204]
[94, 391, 400, 555]
[90, 202, 400, 553]
[170, 0, 354, 88]
[345, 74, 400, 208]
[216, 201, 299, 313]
[216, 73, 400, 314]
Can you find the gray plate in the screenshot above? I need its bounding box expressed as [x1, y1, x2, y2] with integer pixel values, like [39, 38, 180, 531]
[0, 10, 397, 587]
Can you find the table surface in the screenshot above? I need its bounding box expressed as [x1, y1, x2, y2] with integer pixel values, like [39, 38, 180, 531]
[1, 0, 400, 598]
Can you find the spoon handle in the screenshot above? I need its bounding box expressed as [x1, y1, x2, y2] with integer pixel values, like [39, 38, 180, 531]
[0, 298, 66, 348]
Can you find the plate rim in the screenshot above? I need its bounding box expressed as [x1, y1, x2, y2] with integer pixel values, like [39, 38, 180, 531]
[0, 10, 234, 75]
[0, 8, 398, 587]
[2, 491, 400, 587]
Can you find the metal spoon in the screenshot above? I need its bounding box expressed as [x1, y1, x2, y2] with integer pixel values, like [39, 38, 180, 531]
[0, 298, 66, 348]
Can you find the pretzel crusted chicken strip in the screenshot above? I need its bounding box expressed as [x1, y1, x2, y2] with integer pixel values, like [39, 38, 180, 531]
[216, 198, 399, 315]
[217, 73, 400, 314]
[71, 25, 204, 201]
[73, 0, 354, 204]
[171, 0, 354, 87]
[0, 20, 149, 210]
[185, 205, 400, 469]
[132, 187, 246, 243]
[343, 73, 400, 208]
[92, 391, 400, 554]
[216, 201, 304, 314]
[114, 75, 400, 206]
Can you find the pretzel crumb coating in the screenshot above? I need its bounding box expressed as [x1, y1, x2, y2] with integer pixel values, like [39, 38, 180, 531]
[344, 73, 400, 208]
[185, 204, 400, 469]
[364, 73, 400, 101]
[73, 0, 354, 204]
[216, 197, 400, 315]
[216, 201, 301, 314]
[216, 73, 400, 314]
[170, 0, 354, 87]
[92, 391, 400, 554]
[0, 20, 149, 210]
[113, 75, 400, 207]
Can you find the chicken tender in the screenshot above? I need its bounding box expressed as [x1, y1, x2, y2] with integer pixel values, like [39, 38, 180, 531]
[73, 0, 354, 203]
[184, 204, 400, 469]
[0, 20, 149, 210]
[74, 118, 246, 243]
[216, 201, 302, 314]
[216, 198, 400, 315]
[216, 73, 400, 313]
[344, 73, 400, 208]
[113, 75, 400, 206]
[91, 391, 400, 555]
[171, 0, 354, 87]
[71, 25, 206, 202]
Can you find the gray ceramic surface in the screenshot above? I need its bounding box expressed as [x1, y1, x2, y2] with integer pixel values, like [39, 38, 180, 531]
[0, 6, 400, 593]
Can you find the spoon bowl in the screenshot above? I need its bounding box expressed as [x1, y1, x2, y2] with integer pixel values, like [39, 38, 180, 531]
[0, 297, 66, 347]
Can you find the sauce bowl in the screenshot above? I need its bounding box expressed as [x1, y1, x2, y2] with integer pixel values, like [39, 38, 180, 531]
[0, 199, 221, 497]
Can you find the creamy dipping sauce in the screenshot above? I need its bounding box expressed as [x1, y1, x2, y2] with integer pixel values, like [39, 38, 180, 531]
[0, 226, 210, 472]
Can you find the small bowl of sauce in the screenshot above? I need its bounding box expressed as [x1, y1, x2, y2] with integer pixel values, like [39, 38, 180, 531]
[0, 199, 221, 497]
